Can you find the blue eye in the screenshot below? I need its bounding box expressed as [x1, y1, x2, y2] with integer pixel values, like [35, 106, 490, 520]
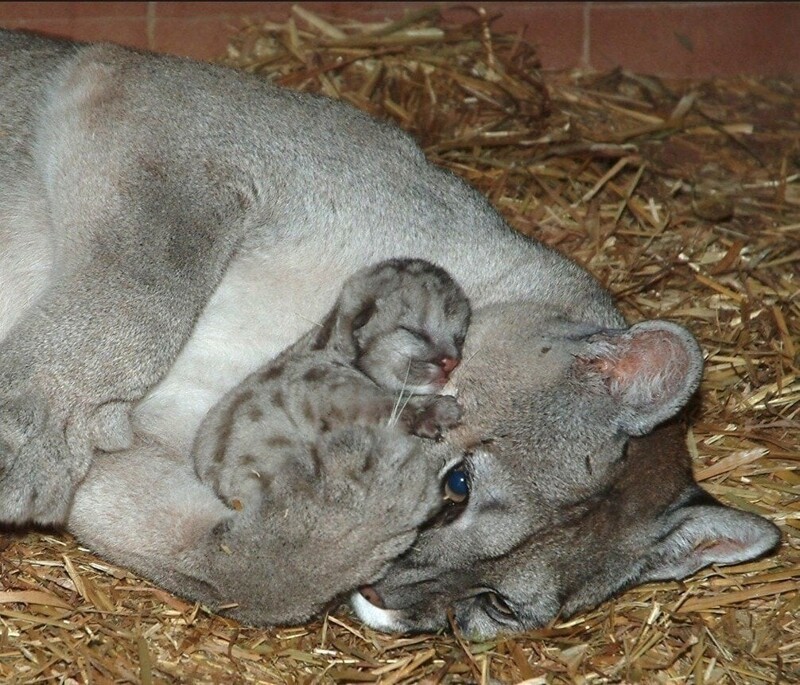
[444, 466, 469, 503]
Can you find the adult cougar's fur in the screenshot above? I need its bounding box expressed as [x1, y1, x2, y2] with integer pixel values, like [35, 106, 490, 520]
[0, 30, 780, 637]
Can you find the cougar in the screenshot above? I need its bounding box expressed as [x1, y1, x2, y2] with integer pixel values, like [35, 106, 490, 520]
[0, 30, 780, 637]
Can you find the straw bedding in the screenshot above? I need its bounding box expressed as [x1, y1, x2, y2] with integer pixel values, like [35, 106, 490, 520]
[0, 8, 797, 684]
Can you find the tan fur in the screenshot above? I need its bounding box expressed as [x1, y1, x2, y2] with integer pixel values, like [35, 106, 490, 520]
[0, 30, 779, 636]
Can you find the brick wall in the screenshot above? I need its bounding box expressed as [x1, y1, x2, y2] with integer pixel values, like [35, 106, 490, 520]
[1, 2, 798, 77]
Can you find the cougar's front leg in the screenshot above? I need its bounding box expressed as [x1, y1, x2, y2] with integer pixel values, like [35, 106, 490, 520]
[0, 81, 251, 524]
[0, 243, 234, 524]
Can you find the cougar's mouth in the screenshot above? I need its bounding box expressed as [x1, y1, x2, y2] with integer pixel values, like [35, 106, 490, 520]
[358, 585, 385, 608]
[351, 588, 406, 632]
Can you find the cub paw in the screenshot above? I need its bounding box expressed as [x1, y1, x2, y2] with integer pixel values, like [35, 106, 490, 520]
[407, 395, 463, 440]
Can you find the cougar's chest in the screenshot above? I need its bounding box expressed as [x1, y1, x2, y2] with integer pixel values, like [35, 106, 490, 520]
[132, 245, 353, 451]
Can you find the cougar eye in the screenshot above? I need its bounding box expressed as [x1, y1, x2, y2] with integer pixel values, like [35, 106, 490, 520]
[443, 466, 469, 503]
[484, 591, 515, 618]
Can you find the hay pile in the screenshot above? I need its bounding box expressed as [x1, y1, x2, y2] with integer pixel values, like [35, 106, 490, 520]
[1, 7, 797, 683]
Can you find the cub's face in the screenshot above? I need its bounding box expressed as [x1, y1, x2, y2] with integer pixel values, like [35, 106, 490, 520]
[351, 305, 780, 637]
[354, 299, 468, 394]
[350, 259, 471, 395]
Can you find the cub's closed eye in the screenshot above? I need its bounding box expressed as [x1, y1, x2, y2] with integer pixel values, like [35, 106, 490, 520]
[399, 326, 433, 345]
[443, 465, 469, 503]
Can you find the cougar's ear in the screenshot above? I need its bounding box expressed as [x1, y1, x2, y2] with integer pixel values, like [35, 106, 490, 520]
[640, 491, 781, 582]
[576, 320, 704, 436]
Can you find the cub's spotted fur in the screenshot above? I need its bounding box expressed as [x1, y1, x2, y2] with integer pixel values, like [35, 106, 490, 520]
[193, 258, 470, 507]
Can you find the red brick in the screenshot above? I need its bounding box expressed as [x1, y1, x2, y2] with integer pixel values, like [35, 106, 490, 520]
[469, 3, 585, 70]
[0, 2, 146, 20]
[3, 16, 148, 50]
[589, 2, 800, 77]
[152, 17, 238, 60]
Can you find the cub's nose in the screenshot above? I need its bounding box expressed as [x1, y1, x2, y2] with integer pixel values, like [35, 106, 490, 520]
[358, 585, 385, 608]
[438, 357, 459, 376]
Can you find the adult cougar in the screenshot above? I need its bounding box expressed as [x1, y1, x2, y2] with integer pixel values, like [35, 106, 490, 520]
[0, 30, 779, 636]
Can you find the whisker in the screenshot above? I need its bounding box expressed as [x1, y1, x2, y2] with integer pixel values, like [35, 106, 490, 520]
[294, 312, 323, 328]
[388, 361, 413, 426]
[461, 347, 481, 370]
[393, 391, 415, 427]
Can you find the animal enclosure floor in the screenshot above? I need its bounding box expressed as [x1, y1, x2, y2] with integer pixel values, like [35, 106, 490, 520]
[1, 8, 798, 684]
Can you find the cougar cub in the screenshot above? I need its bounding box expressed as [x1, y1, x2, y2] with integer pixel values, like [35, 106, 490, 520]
[193, 258, 471, 508]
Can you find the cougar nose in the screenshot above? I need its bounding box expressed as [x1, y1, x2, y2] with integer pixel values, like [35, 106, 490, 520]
[438, 357, 459, 376]
[358, 585, 385, 609]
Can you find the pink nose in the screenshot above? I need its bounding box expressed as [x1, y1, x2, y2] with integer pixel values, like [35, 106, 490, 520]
[439, 357, 459, 376]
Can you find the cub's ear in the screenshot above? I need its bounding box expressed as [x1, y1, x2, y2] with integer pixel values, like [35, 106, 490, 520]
[640, 494, 781, 582]
[576, 320, 704, 435]
[312, 269, 377, 352]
